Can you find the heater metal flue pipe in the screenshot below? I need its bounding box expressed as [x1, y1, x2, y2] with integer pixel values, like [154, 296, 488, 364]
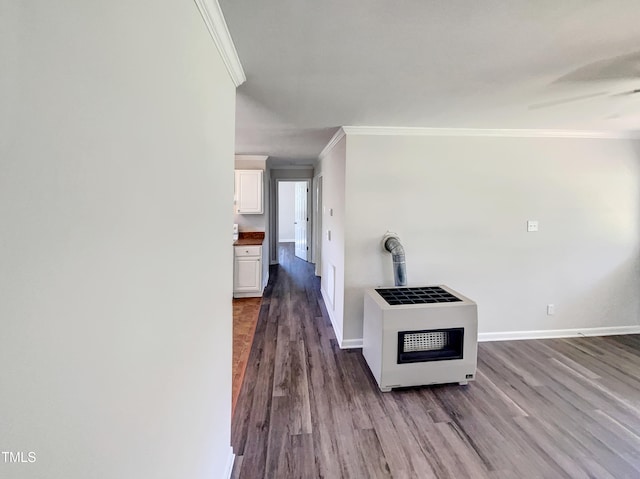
[382, 232, 407, 287]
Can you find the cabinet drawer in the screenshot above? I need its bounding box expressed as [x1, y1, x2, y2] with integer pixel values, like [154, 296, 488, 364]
[235, 245, 261, 257]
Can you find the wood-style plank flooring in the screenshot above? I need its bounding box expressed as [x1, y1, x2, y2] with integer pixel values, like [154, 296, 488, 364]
[231, 243, 640, 478]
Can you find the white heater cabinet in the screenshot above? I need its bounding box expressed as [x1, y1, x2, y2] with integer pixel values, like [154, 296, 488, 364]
[362, 285, 478, 392]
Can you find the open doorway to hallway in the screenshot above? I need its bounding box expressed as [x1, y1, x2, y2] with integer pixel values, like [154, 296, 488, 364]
[233, 172, 318, 416]
[277, 180, 310, 262]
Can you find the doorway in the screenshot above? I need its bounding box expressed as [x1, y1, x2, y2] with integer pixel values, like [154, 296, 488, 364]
[277, 180, 310, 262]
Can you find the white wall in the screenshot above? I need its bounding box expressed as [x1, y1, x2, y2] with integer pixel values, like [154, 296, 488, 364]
[0, 1, 236, 478]
[278, 182, 296, 241]
[317, 138, 347, 343]
[340, 133, 640, 342]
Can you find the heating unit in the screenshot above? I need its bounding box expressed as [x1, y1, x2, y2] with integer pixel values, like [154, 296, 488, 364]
[363, 285, 478, 392]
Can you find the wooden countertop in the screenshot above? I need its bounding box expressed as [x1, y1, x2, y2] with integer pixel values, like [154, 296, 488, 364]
[234, 231, 265, 246]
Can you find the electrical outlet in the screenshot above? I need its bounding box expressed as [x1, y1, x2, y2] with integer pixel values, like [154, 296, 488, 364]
[527, 220, 539, 232]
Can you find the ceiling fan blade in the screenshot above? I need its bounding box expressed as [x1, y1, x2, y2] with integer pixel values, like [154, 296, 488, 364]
[528, 91, 609, 110]
[610, 88, 640, 97]
[554, 50, 640, 83]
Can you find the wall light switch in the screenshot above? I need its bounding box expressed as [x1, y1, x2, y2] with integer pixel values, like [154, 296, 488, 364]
[327, 230, 331, 241]
[527, 220, 539, 232]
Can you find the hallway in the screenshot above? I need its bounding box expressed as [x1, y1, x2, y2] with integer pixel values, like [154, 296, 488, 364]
[231, 244, 640, 479]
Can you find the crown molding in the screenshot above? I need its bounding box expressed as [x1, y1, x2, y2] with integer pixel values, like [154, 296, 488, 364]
[235, 155, 268, 161]
[318, 128, 346, 160]
[270, 164, 316, 170]
[341, 126, 640, 139]
[194, 0, 246, 87]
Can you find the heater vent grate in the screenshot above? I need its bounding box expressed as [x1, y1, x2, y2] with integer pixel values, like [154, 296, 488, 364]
[397, 328, 464, 364]
[375, 286, 461, 305]
[404, 331, 448, 352]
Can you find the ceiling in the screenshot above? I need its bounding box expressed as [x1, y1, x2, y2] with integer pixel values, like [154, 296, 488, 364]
[219, 0, 640, 163]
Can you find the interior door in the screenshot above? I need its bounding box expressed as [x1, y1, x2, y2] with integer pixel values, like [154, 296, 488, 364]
[294, 181, 308, 261]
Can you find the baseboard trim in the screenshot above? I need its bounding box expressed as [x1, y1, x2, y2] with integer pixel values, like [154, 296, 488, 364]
[341, 325, 640, 350]
[319, 286, 332, 312]
[223, 447, 235, 479]
[341, 338, 364, 349]
[278, 239, 295, 243]
[478, 325, 640, 342]
[233, 291, 262, 298]
[320, 286, 342, 344]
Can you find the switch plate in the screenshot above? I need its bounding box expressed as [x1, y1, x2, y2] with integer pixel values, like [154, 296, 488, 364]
[547, 304, 555, 315]
[527, 220, 539, 232]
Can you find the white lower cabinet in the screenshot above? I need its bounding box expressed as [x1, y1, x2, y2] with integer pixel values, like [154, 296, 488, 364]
[233, 245, 262, 297]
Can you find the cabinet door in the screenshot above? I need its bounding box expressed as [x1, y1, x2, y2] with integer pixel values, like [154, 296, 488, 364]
[234, 257, 261, 292]
[235, 170, 263, 214]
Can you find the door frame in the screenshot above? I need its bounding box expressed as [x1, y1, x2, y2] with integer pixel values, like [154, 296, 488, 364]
[312, 174, 323, 276]
[272, 176, 312, 264]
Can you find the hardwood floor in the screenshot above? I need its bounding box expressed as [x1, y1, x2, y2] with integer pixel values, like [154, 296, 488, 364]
[231, 243, 640, 478]
[232, 296, 262, 415]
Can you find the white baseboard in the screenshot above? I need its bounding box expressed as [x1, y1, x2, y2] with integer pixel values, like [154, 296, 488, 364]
[320, 286, 341, 343]
[320, 286, 332, 313]
[318, 289, 362, 349]
[233, 291, 262, 298]
[340, 325, 640, 350]
[341, 338, 363, 349]
[478, 325, 640, 342]
[223, 447, 235, 479]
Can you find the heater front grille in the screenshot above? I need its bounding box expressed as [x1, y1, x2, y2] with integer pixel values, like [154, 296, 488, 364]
[403, 331, 449, 352]
[397, 328, 464, 364]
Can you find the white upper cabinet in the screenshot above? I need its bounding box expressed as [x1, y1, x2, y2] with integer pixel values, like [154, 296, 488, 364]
[234, 170, 263, 214]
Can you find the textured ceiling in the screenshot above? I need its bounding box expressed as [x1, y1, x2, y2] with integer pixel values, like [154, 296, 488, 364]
[219, 0, 640, 162]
